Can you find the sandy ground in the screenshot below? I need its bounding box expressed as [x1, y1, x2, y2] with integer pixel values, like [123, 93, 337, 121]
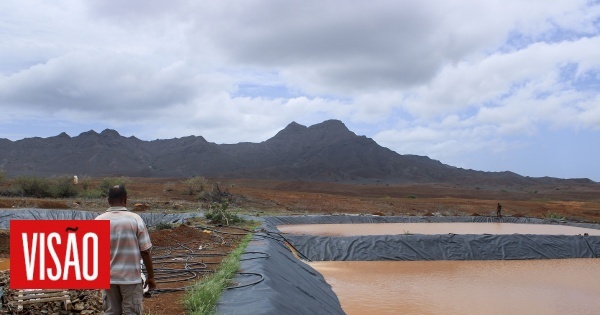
[1, 177, 599, 222]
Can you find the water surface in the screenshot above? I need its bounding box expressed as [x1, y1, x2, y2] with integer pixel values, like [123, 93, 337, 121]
[310, 259, 600, 315]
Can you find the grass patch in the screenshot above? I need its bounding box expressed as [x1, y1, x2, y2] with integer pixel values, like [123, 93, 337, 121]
[154, 222, 173, 230]
[544, 211, 565, 220]
[185, 233, 252, 314]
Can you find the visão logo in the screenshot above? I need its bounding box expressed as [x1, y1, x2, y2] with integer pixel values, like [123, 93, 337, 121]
[10, 220, 110, 289]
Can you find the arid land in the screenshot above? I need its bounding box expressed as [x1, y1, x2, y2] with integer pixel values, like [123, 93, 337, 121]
[1, 177, 600, 221]
[1, 177, 599, 314]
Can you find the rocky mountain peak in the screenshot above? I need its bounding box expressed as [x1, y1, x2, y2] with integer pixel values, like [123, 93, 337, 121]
[268, 119, 356, 145]
[78, 130, 99, 137]
[308, 119, 355, 137]
[100, 129, 121, 137]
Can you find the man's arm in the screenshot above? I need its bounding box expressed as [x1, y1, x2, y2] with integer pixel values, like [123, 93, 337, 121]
[141, 249, 156, 290]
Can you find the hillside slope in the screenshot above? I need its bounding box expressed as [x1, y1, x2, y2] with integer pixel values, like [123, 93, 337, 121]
[0, 120, 593, 185]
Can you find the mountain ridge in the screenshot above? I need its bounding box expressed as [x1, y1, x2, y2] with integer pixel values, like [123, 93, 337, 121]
[0, 120, 594, 185]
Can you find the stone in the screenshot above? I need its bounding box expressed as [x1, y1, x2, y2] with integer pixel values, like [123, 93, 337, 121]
[73, 302, 85, 311]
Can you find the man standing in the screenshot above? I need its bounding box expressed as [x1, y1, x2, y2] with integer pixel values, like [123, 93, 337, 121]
[96, 185, 156, 314]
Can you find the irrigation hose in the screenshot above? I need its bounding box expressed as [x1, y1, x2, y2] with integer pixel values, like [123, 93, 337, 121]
[252, 230, 312, 261]
[191, 224, 310, 261]
[143, 223, 307, 296]
[141, 232, 270, 295]
[225, 272, 265, 290]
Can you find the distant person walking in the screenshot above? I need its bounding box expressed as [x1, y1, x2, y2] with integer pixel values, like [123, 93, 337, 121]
[95, 185, 156, 315]
[496, 203, 502, 217]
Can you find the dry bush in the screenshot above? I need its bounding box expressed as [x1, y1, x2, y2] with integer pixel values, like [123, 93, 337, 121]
[183, 176, 208, 195]
[163, 181, 176, 192]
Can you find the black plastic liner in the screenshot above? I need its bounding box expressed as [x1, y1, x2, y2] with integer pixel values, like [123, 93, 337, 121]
[267, 215, 600, 261]
[0, 209, 200, 229]
[287, 234, 600, 261]
[217, 215, 600, 314]
[217, 236, 344, 315]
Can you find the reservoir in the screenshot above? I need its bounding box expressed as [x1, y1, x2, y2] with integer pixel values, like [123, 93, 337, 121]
[310, 259, 600, 315]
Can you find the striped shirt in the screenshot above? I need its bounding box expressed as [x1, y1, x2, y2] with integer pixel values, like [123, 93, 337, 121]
[95, 207, 152, 284]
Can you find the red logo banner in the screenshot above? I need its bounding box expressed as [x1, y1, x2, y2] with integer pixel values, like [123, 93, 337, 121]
[10, 220, 110, 289]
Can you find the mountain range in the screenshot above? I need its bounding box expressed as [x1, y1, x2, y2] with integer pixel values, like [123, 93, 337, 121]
[0, 120, 593, 185]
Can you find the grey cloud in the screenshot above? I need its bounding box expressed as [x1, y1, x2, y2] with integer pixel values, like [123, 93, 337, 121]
[193, 0, 507, 93]
[84, 0, 190, 21]
[0, 52, 217, 119]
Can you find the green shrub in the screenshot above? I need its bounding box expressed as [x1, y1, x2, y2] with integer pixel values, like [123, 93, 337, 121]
[204, 201, 242, 225]
[15, 176, 79, 198]
[16, 176, 52, 198]
[183, 176, 207, 195]
[98, 177, 130, 197]
[544, 211, 565, 220]
[155, 222, 173, 230]
[0, 169, 5, 182]
[406, 195, 417, 199]
[78, 176, 93, 191]
[77, 189, 105, 199]
[49, 176, 78, 198]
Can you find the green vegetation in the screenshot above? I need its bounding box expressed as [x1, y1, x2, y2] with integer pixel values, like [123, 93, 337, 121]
[0, 169, 5, 182]
[97, 177, 130, 197]
[405, 195, 417, 199]
[155, 222, 173, 230]
[183, 176, 208, 195]
[15, 176, 51, 197]
[77, 189, 105, 199]
[544, 211, 565, 220]
[185, 234, 252, 315]
[204, 201, 242, 225]
[2, 175, 130, 199]
[14, 176, 78, 198]
[76, 176, 130, 199]
[49, 176, 78, 198]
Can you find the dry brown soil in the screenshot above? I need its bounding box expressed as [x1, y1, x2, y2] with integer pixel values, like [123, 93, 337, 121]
[2, 177, 599, 222]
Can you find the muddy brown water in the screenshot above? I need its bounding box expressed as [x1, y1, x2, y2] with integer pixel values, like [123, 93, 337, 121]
[310, 259, 600, 315]
[278, 222, 600, 236]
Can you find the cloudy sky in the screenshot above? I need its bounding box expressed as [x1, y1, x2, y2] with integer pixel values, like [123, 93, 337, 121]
[1, 0, 600, 181]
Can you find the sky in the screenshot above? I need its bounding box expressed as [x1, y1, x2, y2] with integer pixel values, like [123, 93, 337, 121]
[1, 0, 600, 181]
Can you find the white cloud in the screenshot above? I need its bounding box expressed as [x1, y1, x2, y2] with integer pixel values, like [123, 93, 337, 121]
[1, 0, 600, 179]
